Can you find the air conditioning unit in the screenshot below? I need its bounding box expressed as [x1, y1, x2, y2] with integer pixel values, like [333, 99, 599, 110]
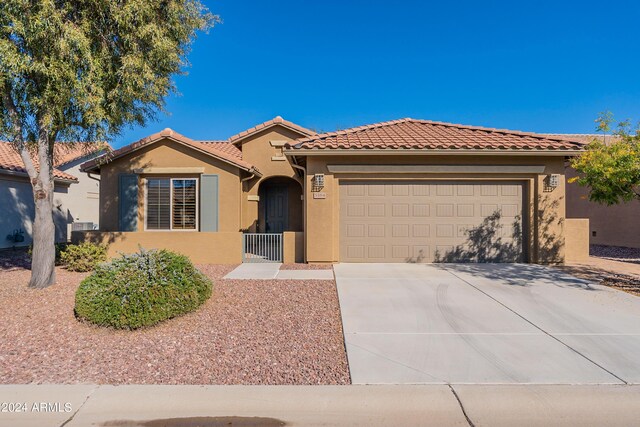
[72, 222, 94, 231]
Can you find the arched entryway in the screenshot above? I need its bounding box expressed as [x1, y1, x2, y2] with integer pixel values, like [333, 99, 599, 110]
[258, 177, 303, 233]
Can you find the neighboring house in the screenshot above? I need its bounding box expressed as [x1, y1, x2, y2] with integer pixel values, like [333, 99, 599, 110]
[54, 143, 110, 237]
[0, 142, 108, 249]
[78, 117, 588, 264]
[546, 134, 640, 249]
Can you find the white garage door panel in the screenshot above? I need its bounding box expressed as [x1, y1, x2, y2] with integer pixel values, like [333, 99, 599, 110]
[339, 181, 525, 263]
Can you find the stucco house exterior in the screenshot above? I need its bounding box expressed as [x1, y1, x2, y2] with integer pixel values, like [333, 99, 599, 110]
[0, 142, 108, 249]
[77, 117, 589, 264]
[549, 134, 640, 249]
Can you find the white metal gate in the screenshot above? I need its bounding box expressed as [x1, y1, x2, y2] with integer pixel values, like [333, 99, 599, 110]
[242, 233, 283, 263]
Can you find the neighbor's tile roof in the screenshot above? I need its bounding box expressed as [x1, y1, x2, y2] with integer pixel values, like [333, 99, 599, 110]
[81, 128, 257, 173]
[53, 142, 110, 167]
[228, 116, 315, 144]
[288, 118, 586, 151]
[0, 141, 81, 181]
[541, 134, 620, 145]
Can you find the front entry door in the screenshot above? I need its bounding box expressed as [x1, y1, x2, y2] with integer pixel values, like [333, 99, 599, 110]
[264, 185, 288, 233]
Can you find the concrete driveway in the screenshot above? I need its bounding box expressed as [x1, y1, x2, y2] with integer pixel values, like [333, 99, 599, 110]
[334, 263, 640, 385]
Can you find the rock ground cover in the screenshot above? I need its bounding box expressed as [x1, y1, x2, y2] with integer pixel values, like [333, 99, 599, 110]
[591, 244, 640, 265]
[0, 257, 349, 385]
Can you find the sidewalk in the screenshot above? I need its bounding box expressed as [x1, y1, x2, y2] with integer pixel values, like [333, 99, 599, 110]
[223, 263, 334, 280]
[1, 384, 639, 427]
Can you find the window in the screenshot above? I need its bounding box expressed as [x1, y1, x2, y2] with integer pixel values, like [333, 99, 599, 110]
[146, 179, 171, 230]
[145, 178, 198, 230]
[172, 179, 197, 229]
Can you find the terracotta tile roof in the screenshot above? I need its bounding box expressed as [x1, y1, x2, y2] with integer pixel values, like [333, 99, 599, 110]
[193, 140, 244, 161]
[541, 133, 620, 145]
[81, 128, 258, 174]
[53, 142, 111, 167]
[287, 118, 586, 152]
[228, 116, 315, 144]
[189, 140, 256, 171]
[0, 141, 78, 182]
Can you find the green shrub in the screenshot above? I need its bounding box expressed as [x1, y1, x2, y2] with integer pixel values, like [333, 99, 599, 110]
[60, 242, 108, 272]
[75, 248, 213, 329]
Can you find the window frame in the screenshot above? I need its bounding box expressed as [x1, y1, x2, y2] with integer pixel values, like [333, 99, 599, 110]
[144, 177, 199, 232]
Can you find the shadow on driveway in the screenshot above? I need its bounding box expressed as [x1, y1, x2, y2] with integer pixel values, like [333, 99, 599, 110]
[438, 263, 596, 290]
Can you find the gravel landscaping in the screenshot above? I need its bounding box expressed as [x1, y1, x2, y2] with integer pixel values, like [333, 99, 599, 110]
[591, 244, 640, 265]
[0, 258, 350, 385]
[0, 248, 30, 271]
[558, 264, 640, 297]
[599, 275, 640, 297]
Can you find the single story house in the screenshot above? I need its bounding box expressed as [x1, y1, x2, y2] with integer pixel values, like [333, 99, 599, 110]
[77, 117, 588, 264]
[548, 134, 640, 249]
[0, 142, 108, 249]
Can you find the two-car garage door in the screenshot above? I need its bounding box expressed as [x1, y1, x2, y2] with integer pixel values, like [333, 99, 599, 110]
[339, 181, 525, 263]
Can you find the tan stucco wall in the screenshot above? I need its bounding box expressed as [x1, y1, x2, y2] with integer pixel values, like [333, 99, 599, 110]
[92, 129, 309, 264]
[565, 218, 590, 262]
[238, 127, 304, 232]
[73, 230, 242, 264]
[98, 138, 242, 233]
[283, 231, 304, 263]
[534, 158, 567, 264]
[303, 154, 568, 264]
[91, 126, 575, 266]
[566, 166, 640, 249]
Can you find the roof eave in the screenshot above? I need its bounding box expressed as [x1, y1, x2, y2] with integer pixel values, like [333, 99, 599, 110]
[79, 156, 106, 173]
[284, 148, 584, 156]
[229, 122, 315, 145]
[0, 168, 78, 184]
[80, 163, 100, 173]
[248, 167, 263, 178]
[54, 177, 79, 184]
[80, 135, 256, 174]
[55, 146, 111, 169]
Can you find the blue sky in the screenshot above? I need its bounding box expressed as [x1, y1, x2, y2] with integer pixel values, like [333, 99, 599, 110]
[113, 0, 640, 148]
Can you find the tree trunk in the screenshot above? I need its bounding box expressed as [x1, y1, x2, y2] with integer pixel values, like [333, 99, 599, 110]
[2, 86, 58, 288]
[29, 176, 57, 288]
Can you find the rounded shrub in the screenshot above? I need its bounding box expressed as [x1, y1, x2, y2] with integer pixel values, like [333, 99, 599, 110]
[60, 242, 108, 272]
[75, 248, 213, 329]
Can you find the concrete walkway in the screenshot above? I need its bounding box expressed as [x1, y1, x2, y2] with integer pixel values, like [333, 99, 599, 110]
[1, 384, 639, 427]
[224, 263, 281, 279]
[335, 263, 640, 385]
[224, 263, 334, 280]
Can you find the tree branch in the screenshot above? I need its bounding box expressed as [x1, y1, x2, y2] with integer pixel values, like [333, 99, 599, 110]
[1, 81, 38, 179]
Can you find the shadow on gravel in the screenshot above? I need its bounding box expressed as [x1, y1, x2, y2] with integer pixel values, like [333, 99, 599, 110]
[102, 416, 286, 427]
[558, 264, 640, 297]
[0, 247, 31, 271]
